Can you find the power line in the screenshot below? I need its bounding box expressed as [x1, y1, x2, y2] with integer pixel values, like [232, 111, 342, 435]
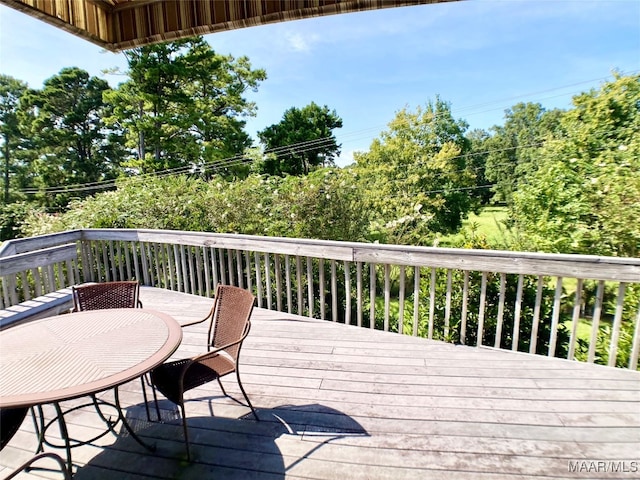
[16, 71, 637, 195]
[18, 123, 628, 195]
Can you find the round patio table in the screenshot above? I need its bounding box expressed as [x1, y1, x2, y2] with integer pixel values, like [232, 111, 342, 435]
[0, 308, 183, 471]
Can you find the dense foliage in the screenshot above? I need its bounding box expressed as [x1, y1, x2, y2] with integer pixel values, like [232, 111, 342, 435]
[510, 73, 640, 257]
[1, 44, 637, 369]
[353, 98, 477, 245]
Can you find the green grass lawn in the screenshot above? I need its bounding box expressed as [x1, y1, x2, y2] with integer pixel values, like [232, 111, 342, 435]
[439, 206, 509, 247]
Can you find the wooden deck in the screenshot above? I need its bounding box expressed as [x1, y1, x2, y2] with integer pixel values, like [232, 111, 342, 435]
[1, 287, 639, 479]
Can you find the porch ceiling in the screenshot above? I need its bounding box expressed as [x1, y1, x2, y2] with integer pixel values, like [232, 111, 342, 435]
[0, 0, 461, 52]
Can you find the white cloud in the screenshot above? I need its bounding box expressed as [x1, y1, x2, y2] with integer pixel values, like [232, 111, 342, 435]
[284, 31, 321, 53]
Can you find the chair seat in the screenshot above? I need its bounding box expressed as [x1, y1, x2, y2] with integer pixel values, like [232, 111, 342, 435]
[150, 354, 235, 404]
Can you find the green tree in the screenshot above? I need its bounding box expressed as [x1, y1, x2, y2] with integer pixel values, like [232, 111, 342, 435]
[353, 98, 476, 245]
[21, 67, 122, 208]
[257, 102, 343, 176]
[510, 73, 640, 257]
[465, 128, 493, 205]
[0, 75, 29, 205]
[105, 37, 266, 174]
[484, 102, 563, 204]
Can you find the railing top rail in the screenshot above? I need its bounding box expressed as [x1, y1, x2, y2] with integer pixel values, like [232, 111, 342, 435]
[1, 229, 638, 282]
[0, 244, 78, 276]
[78, 228, 640, 282]
[0, 230, 82, 258]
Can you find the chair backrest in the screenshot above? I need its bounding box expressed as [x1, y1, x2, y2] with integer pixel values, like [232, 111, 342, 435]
[72, 281, 141, 312]
[208, 285, 255, 360]
[0, 407, 28, 451]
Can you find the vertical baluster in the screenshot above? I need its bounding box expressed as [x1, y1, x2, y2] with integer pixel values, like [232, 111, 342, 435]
[413, 266, 420, 337]
[188, 247, 197, 294]
[6, 277, 18, 305]
[226, 249, 235, 286]
[344, 260, 351, 326]
[100, 241, 110, 282]
[45, 264, 55, 293]
[139, 243, 150, 285]
[568, 278, 584, 360]
[124, 242, 133, 280]
[512, 274, 524, 351]
[66, 259, 75, 286]
[319, 259, 325, 320]
[166, 244, 175, 291]
[307, 257, 314, 319]
[445, 269, 453, 341]
[108, 241, 117, 281]
[331, 260, 338, 322]
[116, 242, 124, 280]
[211, 248, 220, 290]
[196, 247, 204, 295]
[245, 251, 253, 294]
[477, 272, 488, 346]
[203, 247, 211, 297]
[255, 251, 263, 307]
[356, 262, 363, 327]
[264, 253, 272, 310]
[548, 277, 564, 357]
[428, 268, 436, 339]
[398, 265, 405, 335]
[629, 302, 640, 370]
[384, 264, 390, 332]
[297, 256, 304, 316]
[608, 282, 627, 367]
[529, 276, 544, 354]
[494, 273, 506, 348]
[132, 243, 141, 284]
[369, 263, 376, 329]
[20, 271, 30, 301]
[81, 240, 91, 283]
[218, 248, 227, 285]
[275, 254, 282, 312]
[56, 263, 64, 289]
[146, 243, 156, 287]
[236, 250, 244, 289]
[179, 245, 188, 292]
[156, 244, 165, 288]
[172, 245, 181, 292]
[285, 254, 292, 314]
[460, 271, 469, 344]
[33, 268, 43, 298]
[0, 279, 6, 308]
[587, 281, 605, 363]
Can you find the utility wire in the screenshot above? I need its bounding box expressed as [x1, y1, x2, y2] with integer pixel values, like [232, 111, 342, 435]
[19, 124, 628, 195]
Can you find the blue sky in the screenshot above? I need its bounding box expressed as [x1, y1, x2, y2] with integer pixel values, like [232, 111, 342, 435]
[1, 0, 638, 166]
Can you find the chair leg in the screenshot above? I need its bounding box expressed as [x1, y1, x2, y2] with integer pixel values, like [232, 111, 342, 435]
[179, 402, 191, 461]
[236, 370, 259, 421]
[217, 377, 227, 396]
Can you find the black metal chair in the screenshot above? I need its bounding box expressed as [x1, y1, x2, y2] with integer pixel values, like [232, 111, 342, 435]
[0, 407, 71, 479]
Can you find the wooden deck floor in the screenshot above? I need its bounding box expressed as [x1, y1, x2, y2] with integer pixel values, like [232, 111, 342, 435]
[2, 287, 639, 479]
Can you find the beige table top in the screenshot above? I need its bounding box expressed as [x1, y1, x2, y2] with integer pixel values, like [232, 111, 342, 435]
[0, 309, 182, 408]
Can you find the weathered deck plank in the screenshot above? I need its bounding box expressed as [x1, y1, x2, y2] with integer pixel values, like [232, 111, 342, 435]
[1, 287, 639, 479]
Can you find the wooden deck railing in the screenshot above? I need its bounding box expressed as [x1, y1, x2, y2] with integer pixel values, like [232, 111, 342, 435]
[1, 228, 639, 369]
